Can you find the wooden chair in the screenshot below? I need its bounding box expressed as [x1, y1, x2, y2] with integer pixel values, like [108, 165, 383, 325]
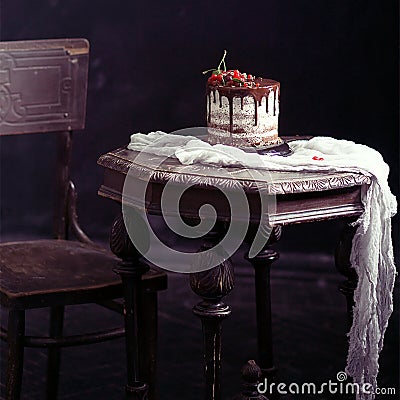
[0, 39, 167, 400]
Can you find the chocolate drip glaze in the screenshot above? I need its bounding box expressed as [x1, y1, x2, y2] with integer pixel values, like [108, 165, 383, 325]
[206, 78, 279, 133]
[228, 96, 233, 135]
[265, 89, 270, 114]
[208, 93, 211, 123]
[253, 96, 258, 126]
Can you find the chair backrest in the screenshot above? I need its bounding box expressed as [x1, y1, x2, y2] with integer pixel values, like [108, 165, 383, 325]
[0, 38, 89, 240]
[0, 38, 89, 135]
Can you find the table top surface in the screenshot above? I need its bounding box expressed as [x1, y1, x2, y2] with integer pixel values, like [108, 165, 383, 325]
[98, 144, 370, 196]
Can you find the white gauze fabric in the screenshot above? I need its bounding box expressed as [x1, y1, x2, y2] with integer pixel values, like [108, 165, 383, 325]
[128, 132, 397, 399]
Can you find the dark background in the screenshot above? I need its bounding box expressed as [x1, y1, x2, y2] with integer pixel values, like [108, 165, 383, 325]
[0, 0, 398, 247]
[0, 1, 398, 399]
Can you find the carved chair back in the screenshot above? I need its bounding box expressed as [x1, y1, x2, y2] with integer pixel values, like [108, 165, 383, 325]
[0, 38, 89, 240]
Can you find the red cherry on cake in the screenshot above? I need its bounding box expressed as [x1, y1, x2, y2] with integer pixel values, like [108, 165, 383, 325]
[203, 52, 258, 87]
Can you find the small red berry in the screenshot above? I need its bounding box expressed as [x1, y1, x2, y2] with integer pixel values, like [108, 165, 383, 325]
[233, 69, 240, 78]
[255, 83, 260, 87]
[211, 74, 218, 81]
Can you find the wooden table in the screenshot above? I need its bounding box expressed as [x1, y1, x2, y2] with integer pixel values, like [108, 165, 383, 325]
[97, 139, 370, 399]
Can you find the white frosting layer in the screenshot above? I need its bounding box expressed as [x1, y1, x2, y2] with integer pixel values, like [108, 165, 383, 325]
[207, 86, 280, 147]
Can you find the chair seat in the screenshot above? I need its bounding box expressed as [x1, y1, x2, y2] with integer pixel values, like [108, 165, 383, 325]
[0, 240, 167, 310]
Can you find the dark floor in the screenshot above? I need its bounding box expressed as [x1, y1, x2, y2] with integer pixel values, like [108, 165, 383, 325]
[1, 229, 399, 400]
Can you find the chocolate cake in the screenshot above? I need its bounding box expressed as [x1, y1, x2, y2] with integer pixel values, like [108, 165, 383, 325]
[204, 51, 290, 154]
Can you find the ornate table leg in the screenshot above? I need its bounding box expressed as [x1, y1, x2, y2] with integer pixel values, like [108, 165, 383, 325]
[245, 226, 281, 380]
[233, 360, 269, 400]
[190, 234, 234, 400]
[335, 222, 358, 329]
[110, 213, 150, 400]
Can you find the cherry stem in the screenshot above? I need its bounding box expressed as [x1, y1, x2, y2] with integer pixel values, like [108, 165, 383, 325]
[202, 50, 228, 75]
[218, 49, 227, 71]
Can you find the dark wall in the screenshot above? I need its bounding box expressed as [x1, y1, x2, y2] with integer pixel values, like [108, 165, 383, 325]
[1, 0, 398, 247]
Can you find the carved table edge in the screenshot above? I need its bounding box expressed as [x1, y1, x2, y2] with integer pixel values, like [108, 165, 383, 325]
[98, 149, 371, 196]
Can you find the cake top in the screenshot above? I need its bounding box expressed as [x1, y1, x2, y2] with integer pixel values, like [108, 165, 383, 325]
[203, 50, 278, 89]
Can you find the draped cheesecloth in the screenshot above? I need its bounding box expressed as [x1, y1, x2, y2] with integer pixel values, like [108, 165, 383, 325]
[128, 132, 397, 399]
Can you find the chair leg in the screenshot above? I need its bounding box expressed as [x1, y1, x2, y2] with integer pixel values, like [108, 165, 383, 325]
[46, 306, 65, 400]
[140, 291, 158, 400]
[5, 309, 25, 400]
